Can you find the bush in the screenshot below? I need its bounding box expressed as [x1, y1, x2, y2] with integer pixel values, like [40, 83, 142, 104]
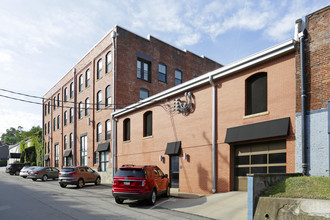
[0, 160, 7, 166]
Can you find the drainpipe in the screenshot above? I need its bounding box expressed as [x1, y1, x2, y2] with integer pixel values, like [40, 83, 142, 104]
[209, 75, 217, 193]
[111, 30, 117, 177]
[72, 68, 76, 166]
[297, 19, 308, 175]
[42, 98, 44, 166]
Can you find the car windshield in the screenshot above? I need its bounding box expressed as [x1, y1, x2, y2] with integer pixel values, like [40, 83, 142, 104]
[35, 167, 44, 171]
[115, 168, 145, 178]
[60, 168, 75, 172]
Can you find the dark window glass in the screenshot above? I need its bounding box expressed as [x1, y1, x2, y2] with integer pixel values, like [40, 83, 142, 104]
[57, 115, 60, 129]
[97, 123, 102, 142]
[70, 108, 73, 123]
[57, 94, 60, 107]
[105, 86, 111, 106]
[70, 82, 74, 98]
[64, 135, 67, 150]
[97, 59, 102, 79]
[144, 111, 152, 137]
[140, 88, 149, 100]
[53, 97, 56, 110]
[79, 75, 83, 92]
[85, 69, 90, 87]
[246, 72, 267, 115]
[269, 153, 286, 164]
[236, 167, 249, 176]
[70, 133, 73, 148]
[251, 167, 267, 174]
[48, 102, 50, 114]
[48, 122, 50, 134]
[235, 155, 249, 165]
[137, 59, 151, 82]
[106, 52, 112, 73]
[115, 168, 145, 178]
[44, 123, 47, 135]
[64, 111, 67, 126]
[79, 102, 83, 119]
[53, 118, 56, 131]
[94, 151, 99, 164]
[123, 118, 130, 141]
[251, 154, 267, 164]
[44, 104, 47, 116]
[64, 88, 68, 102]
[175, 70, 182, 85]
[97, 91, 102, 110]
[158, 63, 167, 83]
[269, 166, 286, 173]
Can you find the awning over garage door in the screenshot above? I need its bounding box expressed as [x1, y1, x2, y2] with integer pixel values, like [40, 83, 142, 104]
[225, 117, 290, 143]
[165, 141, 181, 155]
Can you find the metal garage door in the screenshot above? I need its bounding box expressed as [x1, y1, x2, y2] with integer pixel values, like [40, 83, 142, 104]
[234, 140, 286, 191]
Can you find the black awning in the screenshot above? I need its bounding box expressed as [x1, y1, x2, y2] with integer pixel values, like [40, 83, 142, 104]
[96, 142, 110, 152]
[225, 117, 290, 143]
[9, 153, 21, 158]
[44, 154, 49, 161]
[63, 150, 72, 157]
[165, 141, 181, 155]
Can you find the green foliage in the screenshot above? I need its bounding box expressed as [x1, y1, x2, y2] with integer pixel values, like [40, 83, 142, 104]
[262, 176, 330, 200]
[1, 126, 24, 144]
[0, 160, 7, 166]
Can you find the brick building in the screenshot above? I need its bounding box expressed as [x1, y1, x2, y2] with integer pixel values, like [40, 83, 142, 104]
[295, 6, 330, 176]
[42, 26, 221, 182]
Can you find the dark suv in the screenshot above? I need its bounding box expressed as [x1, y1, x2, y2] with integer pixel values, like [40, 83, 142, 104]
[58, 166, 101, 188]
[112, 165, 170, 205]
[6, 163, 25, 175]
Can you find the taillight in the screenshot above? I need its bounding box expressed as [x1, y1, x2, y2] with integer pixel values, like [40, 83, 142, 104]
[113, 180, 118, 186]
[35, 171, 39, 174]
[69, 172, 77, 175]
[142, 180, 146, 187]
[59, 172, 61, 175]
[9, 167, 12, 170]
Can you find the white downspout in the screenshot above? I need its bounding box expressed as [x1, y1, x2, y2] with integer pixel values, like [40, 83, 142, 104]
[111, 30, 117, 178]
[209, 75, 217, 193]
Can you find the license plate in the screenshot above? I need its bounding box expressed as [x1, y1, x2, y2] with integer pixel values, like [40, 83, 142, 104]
[123, 181, 130, 185]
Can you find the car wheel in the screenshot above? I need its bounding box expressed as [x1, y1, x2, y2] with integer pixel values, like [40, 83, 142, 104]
[23, 176, 27, 178]
[60, 183, 67, 188]
[32, 178, 37, 181]
[53, 178, 57, 180]
[10, 173, 14, 175]
[115, 197, 124, 204]
[15, 171, 20, 175]
[95, 177, 101, 185]
[148, 189, 157, 205]
[42, 175, 48, 181]
[165, 185, 170, 197]
[77, 179, 84, 188]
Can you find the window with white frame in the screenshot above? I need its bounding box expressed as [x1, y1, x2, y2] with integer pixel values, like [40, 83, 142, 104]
[55, 143, 59, 167]
[70, 82, 74, 98]
[85, 98, 90, 116]
[100, 151, 109, 171]
[64, 135, 67, 150]
[97, 91, 102, 110]
[79, 75, 83, 92]
[79, 102, 83, 119]
[137, 59, 151, 82]
[64, 111, 67, 126]
[64, 87, 68, 102]
[80, 135, 87, 166]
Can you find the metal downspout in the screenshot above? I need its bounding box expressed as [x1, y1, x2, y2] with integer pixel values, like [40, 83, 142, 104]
[298, 24, 308, 175]
[111, 30, 117, 177]
[209, 75, 217, 193]
[42, 98, 44, 166]
[72, 68, 76, 166]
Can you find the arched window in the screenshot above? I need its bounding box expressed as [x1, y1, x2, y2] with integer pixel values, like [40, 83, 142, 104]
[70, 82, 74, 98]
[143, 111, 152, 137]
[79, 102, 83, 119]
[123, 118, 130, 141]
[105, 120, 111, 140]
[85, 69, 90, 87]
[64, 111, 67, 126]
[97, 123, 102, 142]
[79, 74, 83, 92]
[97, 59, 102, 79]
[106, 51, 112, 73]
[64, 135, 67, 150]
[64, 87, 68, 102]
[105, 85, 111, 107]
[246, 72, 267, 115]
[97, 91, 102, 110]
[85, 98, 90, 116]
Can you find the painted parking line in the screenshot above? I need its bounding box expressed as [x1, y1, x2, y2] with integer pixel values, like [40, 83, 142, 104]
[149, 198, 177, 209]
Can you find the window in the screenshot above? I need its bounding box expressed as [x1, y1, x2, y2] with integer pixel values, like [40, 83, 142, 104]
[80, 135, 87, 166]
[79, 75, 83, 92]
[105, 120, 111, 140]
[85, 98, 90, 116]
[57, 94, 60, 107]
[48, 121, 50, 134]
[85, 69, 90, 87]
[57, 115, 60, 129]
[105, 86, 111, 107]
[106, 51, 112, 73]
[79, 102, 83, 119]
[97, 91, 102, 111]
[55, 144, 59, 167]
[64, 87, 68, 102]
[158, 63, 167, 83]
[137, 59, 151, 82]
[94, 151, 99, 164]
[70, 133, 73, 148]
[44, 104, 47, 116]
[70, 82, 74, 98]
[48, 102, 50, 114]
[64, 135, 67, 150]
[97, 59, 102, 79]
[70, 108, 73, 123]
[143, 111, 152, 137]
[175, 70, 182, 86]
[246, 72, 267, 115]
[53, 97, 56, 110]
[48, 142, 50, 155]
[123, 118, 130, 141]
[53, 118, 56, 131]
[97, 123, 102, 142]
[64, 111, 67, 126]
[140, 88, 149, 100]
[100, 151, 109, 171]
[44, 123, 47, 136]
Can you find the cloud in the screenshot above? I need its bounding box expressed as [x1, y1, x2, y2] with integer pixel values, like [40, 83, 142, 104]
[0, 50, 14, 72]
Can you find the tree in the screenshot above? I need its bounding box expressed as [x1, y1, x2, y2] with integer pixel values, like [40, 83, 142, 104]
[1, 126, 24, 144]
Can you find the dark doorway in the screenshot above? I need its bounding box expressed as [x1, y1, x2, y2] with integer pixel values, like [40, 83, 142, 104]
[170, 155, 179, 188]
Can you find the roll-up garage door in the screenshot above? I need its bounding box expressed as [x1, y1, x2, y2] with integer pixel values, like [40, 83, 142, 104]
[234, 140, 286, 191]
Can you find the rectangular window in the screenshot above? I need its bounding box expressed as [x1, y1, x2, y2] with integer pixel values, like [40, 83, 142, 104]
[53, 97, 56, 110]
[85, 98, 90, 116]
[44, 104, 47, 116]
[144, 111, 152, 137]
[137, 59, 151, 82]
[94, 151, 99, 164]
[57, 115, 60, 129]
[105, 86, 111, 107]
[105, 120, 111, 140]
[53, 118, 56, 131]
[100, 151, 109, 171]
[48, 102, 50, 114]
[64, 88, 68, 102]
[97, 91, 102, 111]
[64, 111, 67, 126]
[64, 135, 67, 150]
[48, 122, 50, 134]
[70, 82, 74, 98]
[70, 133, 73, 148]
[55, 144, 59, 167]
[79, 102, 83, 119]
[80, 135, 87, 166]
[140, 88, 149, 100]
[44, 123, 47, 136]
[57, 94, 60, 107]
[175, 70, 182, 86]
[79, 75, 83, 92]
[123, 118, 130, 141]
[97, 123, 102, 142]
[70, 108, 73, 123]
[158, 63, 167, 83]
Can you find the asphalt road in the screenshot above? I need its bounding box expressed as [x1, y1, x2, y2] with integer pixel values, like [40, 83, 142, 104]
[0, 168, 211, 220]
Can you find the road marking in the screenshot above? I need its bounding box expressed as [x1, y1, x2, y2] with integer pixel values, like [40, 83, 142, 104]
[149, 198, 176, 209]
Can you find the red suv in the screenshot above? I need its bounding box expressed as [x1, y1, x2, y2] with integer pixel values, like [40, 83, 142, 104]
[112, 165, 170, 205]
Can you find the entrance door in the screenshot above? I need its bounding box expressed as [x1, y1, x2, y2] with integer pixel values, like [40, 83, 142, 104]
[170, 155, 179, 188]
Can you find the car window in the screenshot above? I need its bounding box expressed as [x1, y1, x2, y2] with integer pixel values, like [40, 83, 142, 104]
[157, 169, 164, 176]
[145, 169, 151, 178]
[46, 168, 52, 172]
[79, 167, 86, 172]
[115, 168, 145, 178]
[87, 168, 94, 173]
[153, 169, 160, 177]
[61, 168, 75, 172]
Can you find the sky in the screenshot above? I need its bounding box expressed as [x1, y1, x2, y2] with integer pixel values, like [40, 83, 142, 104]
[0, 0, 329, 137]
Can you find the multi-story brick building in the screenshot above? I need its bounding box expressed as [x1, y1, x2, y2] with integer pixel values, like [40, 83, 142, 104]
[42, 26, 221, 182]
[295, 6, 330, 176]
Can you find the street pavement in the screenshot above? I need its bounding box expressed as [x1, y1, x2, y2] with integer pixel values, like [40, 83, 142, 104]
[0, 167, 247, 219]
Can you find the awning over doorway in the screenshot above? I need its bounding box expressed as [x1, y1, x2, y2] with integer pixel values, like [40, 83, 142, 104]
[225, 117, 290, 143]
[63, 150, 72, 157]
[165, 141, 181, 155]
[44, 154, 49, 161]
[9, 153, 21, 158]
[96, 142, 110, 152]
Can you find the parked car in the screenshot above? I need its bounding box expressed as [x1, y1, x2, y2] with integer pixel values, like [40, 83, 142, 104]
[58, 166, 101, 188]
[27, 167, 59, 181]
[19, 166, 36, 178]
[5, 163, 25, 175]
[112, 165, 170, 205]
